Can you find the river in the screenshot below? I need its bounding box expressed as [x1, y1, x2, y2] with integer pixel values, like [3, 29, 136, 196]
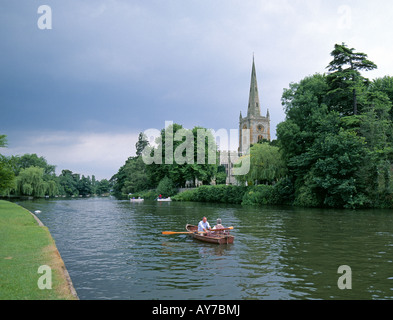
[16, 197, 393, 300]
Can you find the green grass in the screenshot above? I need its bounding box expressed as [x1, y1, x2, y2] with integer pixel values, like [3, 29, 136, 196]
[0, 200, 77, 300]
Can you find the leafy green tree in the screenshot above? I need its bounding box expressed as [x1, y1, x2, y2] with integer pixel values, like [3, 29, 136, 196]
[46, 179, 58, 197]
[279, 74, 331, 161]
[305, 130, 369, 208]
[135, 132, 149, 157]
[0, 135, 16, 194]
[96, 179, 111, 195]
[77, 175, 92, 196]
[0, 156, 16, 195]
[122, 156, 150, 194]
[10, 153, 56, 176]
[326, 43, 377, 115]
[156, 176, 176, 197]
[370, 76, 393, 121]
[145, 123, 218, 188]
[0, 135, 7, 148]
[215, 165, 227, 185]
[236, 143, 286, 186]
[183, 127, 218, 185]
[277, 43, 393, 209]
[15, 166, 47, 197]
[58, 169, 79, 196]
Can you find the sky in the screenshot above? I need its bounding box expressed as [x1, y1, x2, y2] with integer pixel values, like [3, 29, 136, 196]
[1, 0, 393, 180]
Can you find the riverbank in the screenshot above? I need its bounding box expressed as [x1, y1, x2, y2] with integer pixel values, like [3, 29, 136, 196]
[172, 184, 294, 207]
[0, 200, 78, 300]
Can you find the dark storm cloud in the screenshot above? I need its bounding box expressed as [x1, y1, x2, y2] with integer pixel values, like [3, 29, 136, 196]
[1, 0, 393, 178]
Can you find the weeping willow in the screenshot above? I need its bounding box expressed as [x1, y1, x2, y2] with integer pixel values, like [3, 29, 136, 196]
[15, 166, 58, 197]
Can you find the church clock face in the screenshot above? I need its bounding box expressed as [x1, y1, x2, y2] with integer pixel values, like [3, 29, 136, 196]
[257, 124, 264, 132]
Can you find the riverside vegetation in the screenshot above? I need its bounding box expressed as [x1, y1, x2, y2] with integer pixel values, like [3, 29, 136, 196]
[0, 146, 111, 198]
[111, 44, 393, 209]
[1, 44, 392, 209]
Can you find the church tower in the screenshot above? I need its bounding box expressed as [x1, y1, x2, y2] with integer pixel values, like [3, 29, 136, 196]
[239, 56, 270, 154]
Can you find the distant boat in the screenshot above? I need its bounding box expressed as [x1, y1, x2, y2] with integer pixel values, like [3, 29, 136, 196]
[130, 198, 144, 203]
[34, 210, 42, 214]
[157, 197, 171, 202]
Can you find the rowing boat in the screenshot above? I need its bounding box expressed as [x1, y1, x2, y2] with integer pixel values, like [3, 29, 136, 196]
[157, 197, 172, 202]
[185, 224, 234, 244]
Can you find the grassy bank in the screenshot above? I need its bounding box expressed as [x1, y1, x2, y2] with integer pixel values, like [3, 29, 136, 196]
[0, 200, 77, 300]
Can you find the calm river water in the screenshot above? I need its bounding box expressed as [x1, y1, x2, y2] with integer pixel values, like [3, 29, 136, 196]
[16, 198, 393, 300]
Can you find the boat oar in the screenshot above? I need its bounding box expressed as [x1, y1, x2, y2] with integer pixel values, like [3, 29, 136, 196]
[162, 227, 234, 235]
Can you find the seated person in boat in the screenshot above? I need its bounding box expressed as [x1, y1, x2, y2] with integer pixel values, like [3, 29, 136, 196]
[212, 218, 225, 234]
[198, 217, 211, 234]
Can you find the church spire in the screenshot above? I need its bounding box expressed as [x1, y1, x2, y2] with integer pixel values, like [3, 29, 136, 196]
[248, 55, 261, 118]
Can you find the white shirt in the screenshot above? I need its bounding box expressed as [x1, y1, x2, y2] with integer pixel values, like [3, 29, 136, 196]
[198, 220, 211, 232]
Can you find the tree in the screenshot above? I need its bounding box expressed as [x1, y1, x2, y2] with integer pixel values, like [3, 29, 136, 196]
[305, 130, 369, 208]
[145, 123, 218, 188]
[279, 73, 331, 162]
[215, 165, 227, 185]
[10, 153, 56, 176]
[235, 143, 286, 186]
[0, 156, 16, 195]
[0, 135, 16, 195]
[122, 156, 150, 194]
[277, 44, 393, 209]
[326, 43, 377, 115]
[96, 179, 111, 195]
[370, 76, 393, 121]
[111, 155, 151, 196]
[135, 132, 149, 157]
[15, 166, 47, 197]
[77, 175, 92, 196]
[58, 169, 79, 196]
[156, 176, 176, 197]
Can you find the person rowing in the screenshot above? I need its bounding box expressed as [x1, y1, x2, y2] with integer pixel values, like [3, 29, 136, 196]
[198, 217, 211, 234]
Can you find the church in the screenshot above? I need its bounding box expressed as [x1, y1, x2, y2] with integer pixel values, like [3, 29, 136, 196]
[239, 56, 271, 154]
[221, 56, 271, 185]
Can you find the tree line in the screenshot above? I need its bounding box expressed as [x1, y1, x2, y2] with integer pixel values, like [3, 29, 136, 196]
[113, 43, 393, 209]
[0, 149, 111, 197]
[110, 125, 229, 198]
[2, 43, 392, 209]
[276, 43, 393, 209]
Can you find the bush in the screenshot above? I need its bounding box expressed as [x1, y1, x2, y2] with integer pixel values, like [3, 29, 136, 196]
[130, 190, 159, 200]
[172, 189, 197, 202]
[241, 185, 273, 206]
[293, 185, 320, 208]
[156, 177, 176, 198]
[172, 185, 246, 204]
[270, 177, 295, 205]
[171, 181, 297, 207]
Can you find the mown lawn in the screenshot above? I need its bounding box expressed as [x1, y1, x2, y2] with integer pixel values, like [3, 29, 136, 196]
[0, 200, 77, 300]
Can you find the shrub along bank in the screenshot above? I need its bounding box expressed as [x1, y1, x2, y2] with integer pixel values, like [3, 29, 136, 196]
[172, 179, 295, 207]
